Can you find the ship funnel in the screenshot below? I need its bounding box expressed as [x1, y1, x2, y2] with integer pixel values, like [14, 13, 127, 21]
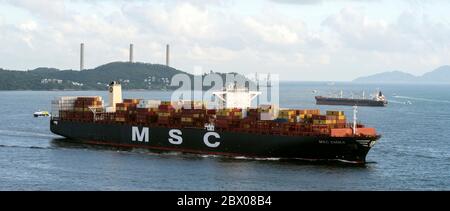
[166, 44, 170, 66]
[80, 43, 84, 71]
[129, 44, 134, 63]
[107, 81, 123, 112]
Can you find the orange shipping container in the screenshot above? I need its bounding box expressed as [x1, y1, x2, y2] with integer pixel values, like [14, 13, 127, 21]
[330, 128, 353, 137]
[356, 128, 377, 136]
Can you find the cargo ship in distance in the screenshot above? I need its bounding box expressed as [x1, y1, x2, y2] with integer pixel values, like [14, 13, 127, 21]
[316, 91, 388, 107]
[50, 81, 381, 164]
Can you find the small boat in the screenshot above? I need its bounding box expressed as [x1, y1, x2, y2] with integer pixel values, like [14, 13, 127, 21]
[34, 111, 50, 117]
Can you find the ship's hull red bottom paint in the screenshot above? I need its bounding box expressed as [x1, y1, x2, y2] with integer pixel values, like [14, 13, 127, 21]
[50, 120, 376, 163]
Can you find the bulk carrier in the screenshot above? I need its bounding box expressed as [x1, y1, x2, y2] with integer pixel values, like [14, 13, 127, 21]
[316, 91, 388, 107]
[50, 81, 380, 163]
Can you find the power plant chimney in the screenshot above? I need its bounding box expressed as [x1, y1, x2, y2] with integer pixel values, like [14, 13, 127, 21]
[129, 44, 134, 63]
[80, 43, 84, 71]
[166, 44, 170, 66]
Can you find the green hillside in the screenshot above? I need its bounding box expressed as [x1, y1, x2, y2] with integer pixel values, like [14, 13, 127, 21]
[0, 62, 189, 90]
[0, 62, 249, 90]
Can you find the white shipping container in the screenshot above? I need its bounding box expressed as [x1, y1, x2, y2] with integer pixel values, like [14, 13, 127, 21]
[138, 100, 161, 108]
[260, 112, 276, 121]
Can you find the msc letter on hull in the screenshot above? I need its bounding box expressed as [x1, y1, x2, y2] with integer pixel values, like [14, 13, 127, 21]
[168, 129, 183, 145]
[132, 127, 149, 142]
[204, 132, 221, 148]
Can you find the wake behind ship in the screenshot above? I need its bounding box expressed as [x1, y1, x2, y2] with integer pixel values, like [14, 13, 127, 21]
[50, 82, 380, 163]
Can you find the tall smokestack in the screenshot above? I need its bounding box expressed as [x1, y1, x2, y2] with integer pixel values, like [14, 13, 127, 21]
[80, 43, 84, 71]
[166, 44, 170, 66]
[129, 44, 134, 63]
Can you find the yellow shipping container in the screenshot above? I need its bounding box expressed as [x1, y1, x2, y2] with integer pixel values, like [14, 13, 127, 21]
[158, 112, 170, 117]
[326, 111, 345, 116]
[280, 110, 296, 116]
[217, 111, 230, 116]
[313, 120, 327, 125]
[326, 120, 337, 124]
[115, 117, 125, 122]
[117, 107, 127, 111]
[181, 117, 193, 122]
[305, 109, 320, 115]
[299, 114, 313, 119]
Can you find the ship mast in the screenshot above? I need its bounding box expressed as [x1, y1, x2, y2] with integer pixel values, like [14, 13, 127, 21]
[353, 105, 358, 135]
[255, 73, 259, 106]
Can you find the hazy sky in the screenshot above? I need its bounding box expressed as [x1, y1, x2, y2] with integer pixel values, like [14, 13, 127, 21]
[1, 0, 449, 81]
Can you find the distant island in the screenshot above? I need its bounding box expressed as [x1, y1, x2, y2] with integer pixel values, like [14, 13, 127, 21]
[353, 65, 450, 84]
[0, 62, 241, 91]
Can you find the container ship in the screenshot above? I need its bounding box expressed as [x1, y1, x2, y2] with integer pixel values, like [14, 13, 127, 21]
[315, 91, 388, 107]
[50, 81, 380, 163]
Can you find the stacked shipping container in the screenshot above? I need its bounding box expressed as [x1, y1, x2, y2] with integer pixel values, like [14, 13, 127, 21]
[53, 96, 368, 137]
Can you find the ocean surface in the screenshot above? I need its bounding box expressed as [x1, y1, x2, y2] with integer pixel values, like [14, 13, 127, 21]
[1, 82, 449, 191]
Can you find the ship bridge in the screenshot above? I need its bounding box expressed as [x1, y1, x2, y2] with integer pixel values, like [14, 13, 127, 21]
[213, 84, 261, 109]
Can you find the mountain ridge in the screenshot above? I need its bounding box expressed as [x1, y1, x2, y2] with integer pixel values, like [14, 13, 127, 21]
[353, 65, 450, 84]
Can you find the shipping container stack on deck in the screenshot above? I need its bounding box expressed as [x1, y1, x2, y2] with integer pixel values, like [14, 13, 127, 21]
[116, 99, 138, 123]
[215, 108, 244, 130]
[52, 96, 363, 137]
[73, 97, 103, 121]
[326, 111, 347, 128]
[180, 101, 207, 128]
[53, 96, 77, 120]
[157, 101, 176, 125]
[136, 100, 160, 124]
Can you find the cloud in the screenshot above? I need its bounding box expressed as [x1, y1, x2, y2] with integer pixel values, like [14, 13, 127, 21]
[0, 0, 358, 79]
[243, 17, 300, 45]
[187, 45, 237, 62]
[270, 0, 323, 4]
[1, 0, 450, 80]
[323, 7, 408, 52]
[123, 2, 217, 40]
[322, 7, 450, 53]
[396, 11, 450, 51]
[19, 20, 37, 31]
[270, 0, 379, 5]
[4, 0, 67, 20]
